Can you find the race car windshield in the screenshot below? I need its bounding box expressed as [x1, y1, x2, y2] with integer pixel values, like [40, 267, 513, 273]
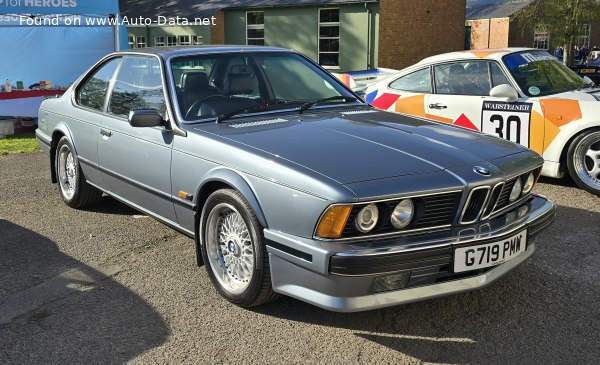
[503, 51, 586, 97]
[171, 52, 356, 122]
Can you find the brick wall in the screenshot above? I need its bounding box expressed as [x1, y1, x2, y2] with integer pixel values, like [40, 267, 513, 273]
[211, 11, 225, 44]
[467, 18, 509, 49]
[378, 0, 466, 69]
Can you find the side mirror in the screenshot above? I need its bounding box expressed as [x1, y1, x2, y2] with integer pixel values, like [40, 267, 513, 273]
[489, 84, 519, 102]
[128, 109, 164, 128]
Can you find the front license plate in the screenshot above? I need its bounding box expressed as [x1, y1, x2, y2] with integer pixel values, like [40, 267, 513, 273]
[453, 229, 527, 273]
[580, 68, 596, 74]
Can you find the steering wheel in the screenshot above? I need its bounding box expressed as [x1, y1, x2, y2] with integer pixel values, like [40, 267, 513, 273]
[185, 94, 228, 120]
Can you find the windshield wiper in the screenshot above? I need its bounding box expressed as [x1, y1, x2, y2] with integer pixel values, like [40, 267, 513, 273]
[298, 96, 357, 114]
[216, 101, 304, 123]
[578, 81, 597, 91]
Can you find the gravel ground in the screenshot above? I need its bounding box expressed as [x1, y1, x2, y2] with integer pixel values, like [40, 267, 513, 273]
[0, 152, 598, 365]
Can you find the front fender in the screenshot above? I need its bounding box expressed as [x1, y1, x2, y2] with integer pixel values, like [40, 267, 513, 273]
[196, 167, 268, 229]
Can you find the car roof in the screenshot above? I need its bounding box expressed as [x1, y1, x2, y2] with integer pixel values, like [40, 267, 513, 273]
[415, 47, 537, 66]
[114, 45, 293, 58]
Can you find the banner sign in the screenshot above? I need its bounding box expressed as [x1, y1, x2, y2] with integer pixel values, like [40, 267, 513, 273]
[0, 0, 119, 16]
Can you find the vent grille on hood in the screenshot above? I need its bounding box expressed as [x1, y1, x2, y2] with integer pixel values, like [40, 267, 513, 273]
[229, 118, 288, 129]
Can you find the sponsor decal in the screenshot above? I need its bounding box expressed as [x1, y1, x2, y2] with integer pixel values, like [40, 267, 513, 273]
[482, 101, 533, 147]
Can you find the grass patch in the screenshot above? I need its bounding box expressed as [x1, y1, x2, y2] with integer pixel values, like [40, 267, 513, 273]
[0, 132, 40, 156]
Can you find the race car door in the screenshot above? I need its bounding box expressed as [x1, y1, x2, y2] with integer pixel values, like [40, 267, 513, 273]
[427, 61, 540, 152]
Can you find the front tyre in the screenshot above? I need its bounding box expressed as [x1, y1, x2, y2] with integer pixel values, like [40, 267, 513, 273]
[56, 136, 102, 208]
[200, 189, 278, 307]
[567, 129, 600, 196]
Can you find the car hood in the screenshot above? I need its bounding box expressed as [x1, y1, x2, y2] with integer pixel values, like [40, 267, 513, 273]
[193, 109, 528, 185]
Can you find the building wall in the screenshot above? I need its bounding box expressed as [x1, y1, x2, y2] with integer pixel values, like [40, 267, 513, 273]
[223, 4, 378, 72]
[211, 11, 225, 44]
[127, 25, 211, 48]
[378, 0, 466, 70]
[467, 18, 510, 49]
[507, 20, 600, 50]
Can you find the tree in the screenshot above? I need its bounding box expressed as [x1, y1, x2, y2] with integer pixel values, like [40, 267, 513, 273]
[516, 0, 600, 65]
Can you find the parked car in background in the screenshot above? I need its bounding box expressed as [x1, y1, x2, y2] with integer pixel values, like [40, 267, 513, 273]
[36, 46, 555, 312]
[366, 48, 600, 196]
[570, 56, 600, 85]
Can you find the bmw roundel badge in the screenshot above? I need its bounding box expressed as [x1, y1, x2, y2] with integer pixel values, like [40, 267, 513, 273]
[473, 166, 491, 176]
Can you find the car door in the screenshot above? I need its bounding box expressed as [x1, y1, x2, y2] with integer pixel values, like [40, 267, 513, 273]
[427, 61, 542, 153]
[70, 57, 122, 185]
[98, 55, 177, 223]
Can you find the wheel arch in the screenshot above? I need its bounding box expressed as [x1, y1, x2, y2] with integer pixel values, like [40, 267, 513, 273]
[49, 124, 75, 184]
[559, 126, 600, 173]
[192, 168, 268, 266]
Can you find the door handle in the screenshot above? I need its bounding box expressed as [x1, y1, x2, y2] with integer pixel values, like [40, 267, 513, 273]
[100, 129, 112, 137]
[429, 103, 448, 110]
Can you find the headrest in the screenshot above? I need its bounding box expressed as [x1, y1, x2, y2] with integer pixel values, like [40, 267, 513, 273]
[182, 72, 209, 93]
[449, 64, 465, 74]
[226, 73, 254, 95]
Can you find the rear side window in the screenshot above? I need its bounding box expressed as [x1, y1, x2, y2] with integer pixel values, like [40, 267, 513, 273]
[389, 68, 432, 93]
[77, 58, 121, 111]
[108, 56, 167, 118]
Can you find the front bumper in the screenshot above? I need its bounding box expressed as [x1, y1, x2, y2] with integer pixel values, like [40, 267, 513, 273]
[265, 194, 555, 312]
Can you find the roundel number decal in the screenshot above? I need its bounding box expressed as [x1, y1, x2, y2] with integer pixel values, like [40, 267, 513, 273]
[481, 102, 533, 147]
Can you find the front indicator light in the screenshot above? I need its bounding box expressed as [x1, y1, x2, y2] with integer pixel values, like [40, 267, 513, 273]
[509, 178, 523, 202]
[522, 172, 535, 194]
[315, 205, 352, 239]
[391, 199, 414, 229]
[355, 203, 379, 233]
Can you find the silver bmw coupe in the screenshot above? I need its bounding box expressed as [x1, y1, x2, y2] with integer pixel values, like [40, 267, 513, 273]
[36, 46, 555, 312]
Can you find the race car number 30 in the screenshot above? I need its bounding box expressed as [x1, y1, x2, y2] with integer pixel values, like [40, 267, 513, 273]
[453, 229, 528, 273]
[482, 102, 533, 147]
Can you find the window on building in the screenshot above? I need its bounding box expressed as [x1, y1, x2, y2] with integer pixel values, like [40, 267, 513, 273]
[128, 36, 134, 49]
[246, 12, 265, 45]
[192, 35, 204, 45]
[578, 24, 591, 49]
[154, 36, 165, 47]
[389, 68, 432, 93]
[319, 8, 340, 68]
[136, 36, 146, 48]
[179, 35, 190, 46]
[464, 26, 472, 50]
[533, 25, 549, 50]
[167, 36, 177, 46]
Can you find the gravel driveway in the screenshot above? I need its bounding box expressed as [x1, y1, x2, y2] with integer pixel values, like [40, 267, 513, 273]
[1, 152, 598, 365]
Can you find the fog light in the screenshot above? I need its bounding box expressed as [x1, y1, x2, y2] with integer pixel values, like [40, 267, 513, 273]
[370, 272, 410, 293]
[391, 199, 414, 229]
[355, 203, 379, 233]
[509, 178, 522, 202]
[522, 172, 535, 194]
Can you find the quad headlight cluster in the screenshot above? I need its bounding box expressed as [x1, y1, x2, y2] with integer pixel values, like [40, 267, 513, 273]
[316, 199, 416, 239]
[509, 171, 537, 203]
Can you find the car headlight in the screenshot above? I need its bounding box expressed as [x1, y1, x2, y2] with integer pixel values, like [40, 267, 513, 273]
[509, 178, 523, 202]
[522, 172, 535, 194]
[315, 205, 353, 239]
[391, 199, 414, 229]
[355, 203, 379, 233]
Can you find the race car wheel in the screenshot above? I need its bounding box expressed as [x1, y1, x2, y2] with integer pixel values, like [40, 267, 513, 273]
[56, 137, 103, 208]
[567, 129, 600, 196]
[200, 189, 278, 307]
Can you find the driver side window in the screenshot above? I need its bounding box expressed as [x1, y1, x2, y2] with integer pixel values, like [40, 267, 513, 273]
[107, 56, 167, 119]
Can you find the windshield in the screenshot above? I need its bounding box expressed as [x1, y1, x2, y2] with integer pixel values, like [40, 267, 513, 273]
[170, 52, 356, 122]
[503, 51, 586, 97]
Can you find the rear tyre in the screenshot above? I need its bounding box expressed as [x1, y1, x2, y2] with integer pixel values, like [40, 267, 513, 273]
[55, 136, 102, 208]
[200, 189, 278, 307]
[567, 129, 600, 196]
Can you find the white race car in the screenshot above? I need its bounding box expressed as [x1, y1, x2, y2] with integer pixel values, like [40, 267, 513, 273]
[365, 48, 600, 196]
